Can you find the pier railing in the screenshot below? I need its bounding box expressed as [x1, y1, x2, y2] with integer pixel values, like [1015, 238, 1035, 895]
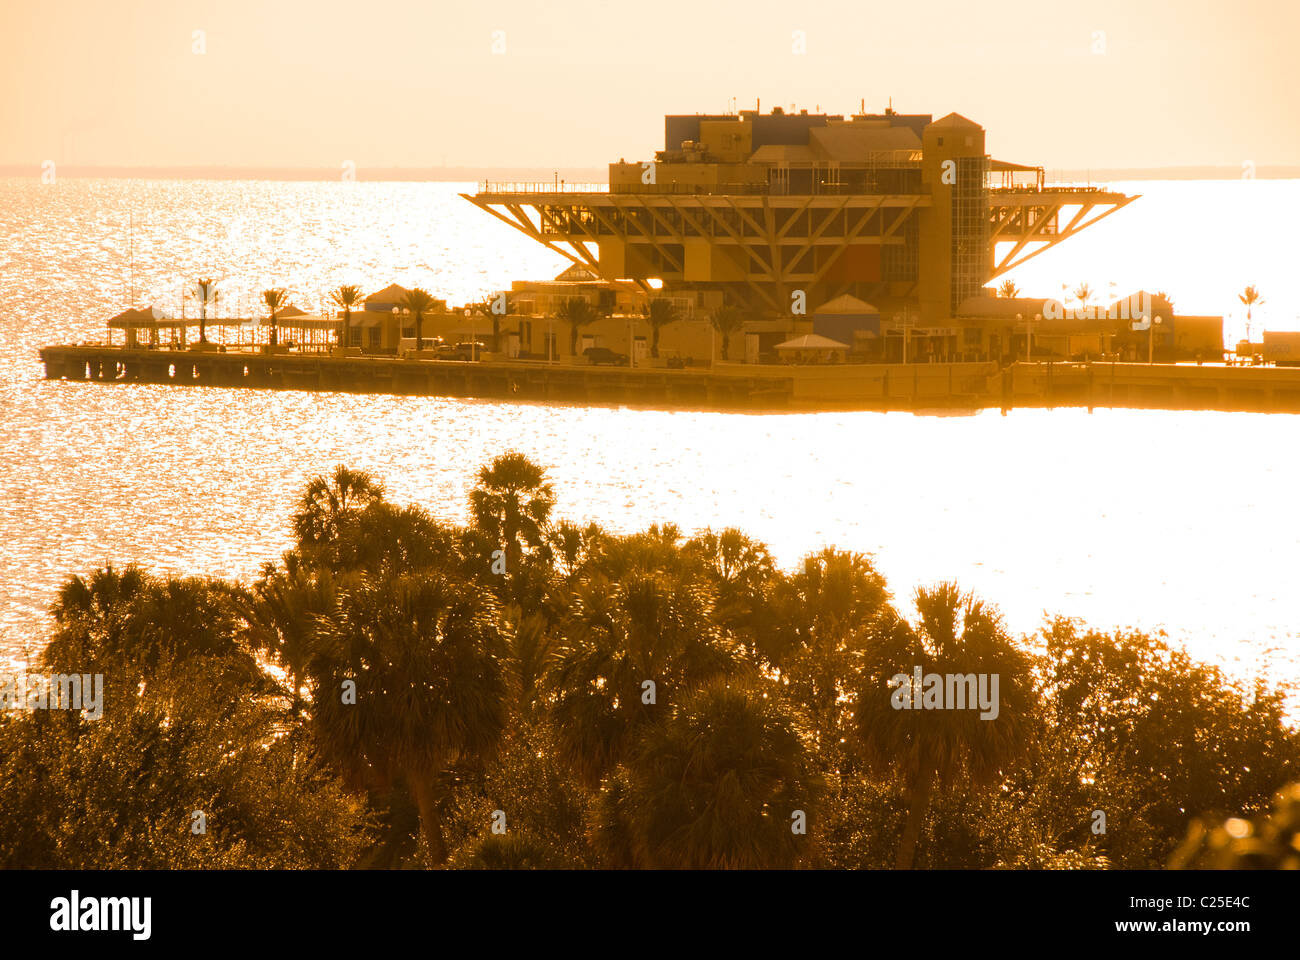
[478, 181, 1119, 198]
[479, 181, 609, 194]
[481, 181, 922, 197]
[990, 184, 1116, 195]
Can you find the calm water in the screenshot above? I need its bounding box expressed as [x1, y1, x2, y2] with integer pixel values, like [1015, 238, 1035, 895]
[1, 177, 1298, 698]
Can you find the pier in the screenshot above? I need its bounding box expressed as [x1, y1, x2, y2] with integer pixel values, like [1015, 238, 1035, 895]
[37, 345, 1300, 413]
[38, 346, 792, 408]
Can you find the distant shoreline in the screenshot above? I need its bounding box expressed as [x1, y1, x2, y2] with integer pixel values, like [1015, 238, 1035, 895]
[3, 164, 1300, 183]
[0, 165, 609, 184]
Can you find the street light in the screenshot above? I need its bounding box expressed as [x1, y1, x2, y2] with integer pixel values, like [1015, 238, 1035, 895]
[1149, 315, 1163, 364]
[1015, 313, 1039, 362]
[894, 308, 913, 365]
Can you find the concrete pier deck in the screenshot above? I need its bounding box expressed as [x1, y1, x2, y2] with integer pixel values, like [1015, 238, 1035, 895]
[36, 345, 1300, 413]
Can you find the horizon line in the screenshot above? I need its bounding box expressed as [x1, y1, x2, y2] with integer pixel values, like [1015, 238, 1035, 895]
[4, 163, 1300, 183]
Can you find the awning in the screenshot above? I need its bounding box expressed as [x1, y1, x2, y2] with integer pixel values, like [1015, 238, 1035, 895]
[989, 158, 1041, 173]
[775, 334, 850, 351]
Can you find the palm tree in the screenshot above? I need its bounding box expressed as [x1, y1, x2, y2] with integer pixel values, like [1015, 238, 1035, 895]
[684, 528, 777, 665]
[402, 288, 437, 352]
[641, 297, 680, 358]
[709, 306, 744, 361]
[547, 532, 738, 787]
[593, 676, 822, 868]
[43, 567, 262, 715]
[262, 288, 288, 347]
[308, 570, 508, 864]
[49, 563, 149, 630]
[42, 564, 150, 683]
[504, 609, 557, 719]
[1072, 283, 1093, 306]
[765, 549, 892, 762]
[997, 279, 1019, 299]
[556, 297, 599, 357]
[1239, 285, 1264, 342]
[239, 554, 336, 726]
[292, 465, 386, 553]
[853, 582, 1034, 869]
[330, 285, 364, 351]
[468, 452, 555, 573]
[328, 500, 460, 579]
[472, 291, 512, 351]
[193, 278, 218, 344]
[546, 520, 591, 581]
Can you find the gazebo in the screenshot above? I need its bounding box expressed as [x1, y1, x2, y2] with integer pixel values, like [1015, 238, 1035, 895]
[107, 306, 194, 349]
[774, 333, 850, 364]
[259, 305, 340, 352]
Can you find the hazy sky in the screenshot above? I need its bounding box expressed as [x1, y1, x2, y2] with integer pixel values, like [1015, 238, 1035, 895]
[2, 0, 1296, 172]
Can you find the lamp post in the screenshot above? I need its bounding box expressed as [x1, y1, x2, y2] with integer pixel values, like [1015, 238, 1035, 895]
[1016, 313, 1040, 361]
[894, 311, 912, 365]
[1149, 315, 1163, 364]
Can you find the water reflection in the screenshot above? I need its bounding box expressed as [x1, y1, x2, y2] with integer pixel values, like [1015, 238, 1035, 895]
[1, 178, 1297, 699]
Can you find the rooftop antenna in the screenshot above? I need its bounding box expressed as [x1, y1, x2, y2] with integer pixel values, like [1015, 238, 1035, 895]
[860, 98, 865, 113]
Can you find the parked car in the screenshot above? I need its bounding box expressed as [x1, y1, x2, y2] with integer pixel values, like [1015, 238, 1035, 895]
[401, 336, 444, 357]
[583, 346, 628, 365]
[438, 340, 487, 361]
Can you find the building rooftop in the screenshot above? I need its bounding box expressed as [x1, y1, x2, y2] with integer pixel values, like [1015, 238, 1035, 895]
[809, 125, 922, 161]
[929, 112, 981, 129]
[365, 283, 413, 305]
[814, 294, 880, 316]
[554, 263, 602, 282]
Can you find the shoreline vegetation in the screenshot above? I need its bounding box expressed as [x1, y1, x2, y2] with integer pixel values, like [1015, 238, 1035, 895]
[2, 453, 1297, 870]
